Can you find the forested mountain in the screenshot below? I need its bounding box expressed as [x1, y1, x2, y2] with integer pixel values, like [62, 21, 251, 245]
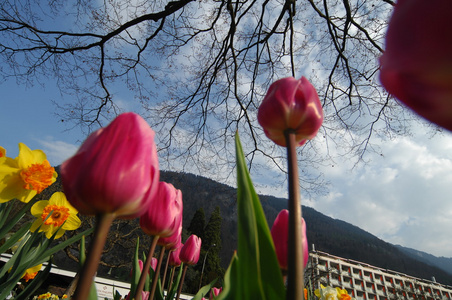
[395, 245, 452, 277]
[31, 169, 452, 287]
[158, 171, 452, 286]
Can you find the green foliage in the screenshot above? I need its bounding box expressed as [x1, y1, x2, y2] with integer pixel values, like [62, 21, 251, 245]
[79, 235, 98, 300]
[216, 133, 285, 300]
[0, 195, 93, 300]
[191, 278, 218, 300]
[188, 208, 206, 239]
[200, 206, 224, 287]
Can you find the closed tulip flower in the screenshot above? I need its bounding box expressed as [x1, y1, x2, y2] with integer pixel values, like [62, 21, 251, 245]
[210, 287, 222, 300]
[140, 182, 183, 238]
[257, 77, 323, 147]
[60, 112, 160, 217]
[180, 235, 202, 265]
[379, 0, 452, 131]
[271, 209, 308, 271]
[169, 244, 183, 267]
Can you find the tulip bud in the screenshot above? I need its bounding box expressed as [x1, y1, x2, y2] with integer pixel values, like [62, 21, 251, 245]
[139, 182, 183, 238]
[126, 291, 149, 300]
[257, 77, 323, 147]
[210, 287, 222, 300]
[271, 209, 308, 270]
[169, 244, 183, 267]
[150, 257, 158, 272]
[180, 235, 202, 265]
[60, 112, 160, 217]
[379, 0, 452, 131]
[130, 259, 144, 278]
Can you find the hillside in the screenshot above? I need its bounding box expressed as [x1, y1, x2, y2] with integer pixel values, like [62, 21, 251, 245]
[395, 245, 452, 277]
[159, 171, 452, 286]
[33, 169, 452, 286]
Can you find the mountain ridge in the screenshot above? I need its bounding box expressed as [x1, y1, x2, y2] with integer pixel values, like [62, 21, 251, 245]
[159, 170, 452, 286]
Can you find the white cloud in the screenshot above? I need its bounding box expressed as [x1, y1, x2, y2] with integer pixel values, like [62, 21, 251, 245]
[304, 128, 452, 257]
[37, 137, 79, 166]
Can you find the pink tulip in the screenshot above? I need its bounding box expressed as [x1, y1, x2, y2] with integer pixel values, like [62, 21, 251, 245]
[257, 77, 323, 147]
[60, 112, 160, 217]
[169, 244, 183, 267]
[271, 209, 308, 270]
[126, 291, 149, 300]
[210, 287, 222, 299]
[158, 205, 183, 250]
[150, 257, 158, 272]
[159, 223, 182, 250]
[379, 0, 452, 131]
[180, 235, 202, 265]
[139, 182, 183, 238]
[130, 259, 144, 278]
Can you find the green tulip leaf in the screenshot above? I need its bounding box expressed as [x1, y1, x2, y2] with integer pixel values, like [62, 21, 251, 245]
[191, 278, 218, 300]
[216, 252, 240, 300]
[130, 237, 141, 296]
[166, 264, 184, 300]
[218, 133, 285, 299]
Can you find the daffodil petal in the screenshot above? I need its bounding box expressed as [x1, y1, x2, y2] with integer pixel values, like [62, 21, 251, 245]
[31, 200, 50, 217]
[17, 143, 47, 168]
[63, 215, 81, 230]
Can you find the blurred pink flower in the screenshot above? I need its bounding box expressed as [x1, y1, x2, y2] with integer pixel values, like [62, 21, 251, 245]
[379, 0, 452, 130]
[271, 209, 308, 270]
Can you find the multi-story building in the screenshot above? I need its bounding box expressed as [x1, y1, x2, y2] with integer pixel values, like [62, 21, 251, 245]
[308, 249, 452, 300]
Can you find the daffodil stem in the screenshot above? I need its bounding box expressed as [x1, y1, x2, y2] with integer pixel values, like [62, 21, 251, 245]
[72, 213, 115, 300]
[135, 235, 159, 300]
[285, 131, 305, 300]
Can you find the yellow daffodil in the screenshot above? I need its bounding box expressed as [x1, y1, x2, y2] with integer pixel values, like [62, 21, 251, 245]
[0, 146, 5, 158]
[30, 192, 81, 239]
[315, 285, 339, 300]
[0, 143, 57, 203]
[336, 287, 352, 300]
[22, 264, 42, 282]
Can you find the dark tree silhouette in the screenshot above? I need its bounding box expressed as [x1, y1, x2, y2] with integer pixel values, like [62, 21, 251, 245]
[187, 207, 206, 240]
[199, 206, 224, 287]
[1, 0, 424, 192]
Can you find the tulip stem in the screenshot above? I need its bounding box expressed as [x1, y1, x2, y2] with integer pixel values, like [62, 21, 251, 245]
[284, 130, 305, 300]
[162, 249, 172, 291]
[72, 213, 115, 300]
[167, 266, 176, 299]
[175, 264, 188, 300]
[135, 235, 159, 300]
[149, 246, 166, 300]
